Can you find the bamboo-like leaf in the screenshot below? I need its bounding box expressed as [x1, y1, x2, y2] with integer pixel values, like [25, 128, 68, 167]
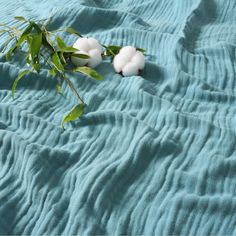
[59, 52, 66, 65]
[6, 45, 17, 60]
[137, 48, 145, 53]
[74, 66, 103, 80]
[56, 37, 67, 49]
[32, 63, 40, 72]
[56, 83, 63, 95]
[104, 45, 122, 56]
[14, 16, 27, 21]
[12, 70, 30, 98]
[61, 46, 78, 53]
[30, 33, 42, 61]
[49, 68, 56, 77]
[65, 27, 82, 37]
[61, 103, 85, 129]
[42, 32, 55, 51]
[51, 52, 64, 71]
[16, 23, 33, 47]
[31, 22, 42, 34]
[71, 53, 90, 59]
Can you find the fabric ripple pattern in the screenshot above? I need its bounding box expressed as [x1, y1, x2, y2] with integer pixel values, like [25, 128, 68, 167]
[0, 0, 236, 235]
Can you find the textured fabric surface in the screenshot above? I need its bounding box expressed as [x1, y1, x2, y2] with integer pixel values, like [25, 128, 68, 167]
[0, 0, 236, 235]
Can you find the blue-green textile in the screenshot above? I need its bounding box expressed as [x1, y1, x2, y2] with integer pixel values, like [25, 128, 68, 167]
[0, 0, 236, 235]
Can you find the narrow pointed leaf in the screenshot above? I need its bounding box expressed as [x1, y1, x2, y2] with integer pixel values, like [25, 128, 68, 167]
[52, 52, 64, 71]
[56, 37, 67, 49]
[61, 104, 85, 129]
[71, 53, 90, 59]
[104, 45, 122, 56]
[56, 83, 63, 95]
[74, 66, 103, 80]
[16, 23, 33, 47]
[61, 46, 78, 53]
[66, 27, 82, 37]
[30, 33, 42, 60]
[137, 48, 145, 53]
[12, 70, 30, 98]
[49, 68, 56, 77]
[6, 45, 17, 60]
[59, 52, 66, 65]
[31, 22, 42, 34]
[14, 16, 27, 21]
[42, 33, 55, 51]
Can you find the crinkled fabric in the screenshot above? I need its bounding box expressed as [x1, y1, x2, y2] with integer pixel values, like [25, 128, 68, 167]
[0, 0, 236, 235]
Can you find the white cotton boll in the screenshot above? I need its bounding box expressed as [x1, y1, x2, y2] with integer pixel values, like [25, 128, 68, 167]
[131, 51, 145, 70]
[72, 37, 103, 67]
[113, 54, 130, 73]
[112, 45, 145, 76]
[71, 50, 89, 66]
[73, 38, 90, 52]
[87, 49, 102, 68]
[119, 46, 136, 60]
[87, 38, 102, 53]
[122, 62, 139, 76]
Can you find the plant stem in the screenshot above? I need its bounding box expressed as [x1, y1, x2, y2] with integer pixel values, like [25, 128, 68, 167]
[40, 52, 85, 105]
[62, 75, 85, 105]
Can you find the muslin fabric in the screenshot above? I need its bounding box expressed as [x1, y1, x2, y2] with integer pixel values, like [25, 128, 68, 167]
[0, 0, 236, 235]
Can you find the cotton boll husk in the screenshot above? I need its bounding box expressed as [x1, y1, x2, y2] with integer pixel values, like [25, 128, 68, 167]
[131, 51, 145, 69]
[87, 38, 102, 53]
[71, 50, 89, 66]
[113, 54, 130, 72]
[87, 49, 102, 68]
[73, 38, 90, 52]
[122, 62, 139, 76]
[119, 46, 136, 60]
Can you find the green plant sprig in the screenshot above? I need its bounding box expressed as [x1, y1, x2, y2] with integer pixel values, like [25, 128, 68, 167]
[0, 16, 145, 129]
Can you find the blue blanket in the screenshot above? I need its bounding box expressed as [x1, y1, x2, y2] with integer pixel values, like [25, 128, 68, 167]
[1, 0, 236, 235]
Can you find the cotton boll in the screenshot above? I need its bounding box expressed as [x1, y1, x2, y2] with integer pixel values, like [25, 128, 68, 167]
[72, 37, 103, 68]
[73, 38, 90, 52]
[87, 38, 102, 53]
[87, 49, 102, 68]
[131, 51, 145, 70]
[119, 46, 136, 60]
[112, 45, 145, 76]
[113, 54, 130, 73]
[71, 50, 89, 66]
[122, 62, 139, 76]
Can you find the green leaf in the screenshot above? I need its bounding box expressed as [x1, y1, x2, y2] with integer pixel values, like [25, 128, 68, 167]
[12, 70, 30, 98]
[16, 23, 33, 47]
[32, 63, 40, 72]
[56, 37, 67, 49]
[104, 45, 122, 56]
[42, 32, 55, 51]
[74, 66, 103, 80]
[61, 104, 85, 129]
[137, 48, 145, 53]
[30, 22, 42, 34]
[61, 46, 78, 53]
[30, 33, 42, 61]
[66, 27, 82, 37]
[51, 52, 64, 71]
[56, 83, 63, 95]
[71, 53, 90, 59]
[49, 68, 56, 77]
[59, 52, 66, 65]
[14, 16, 27, 21]
[5, 45, 17, 61]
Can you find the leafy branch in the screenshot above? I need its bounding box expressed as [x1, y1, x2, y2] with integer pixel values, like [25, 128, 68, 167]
[0, 16, 145, 129]
[0, 16, 103, 129]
